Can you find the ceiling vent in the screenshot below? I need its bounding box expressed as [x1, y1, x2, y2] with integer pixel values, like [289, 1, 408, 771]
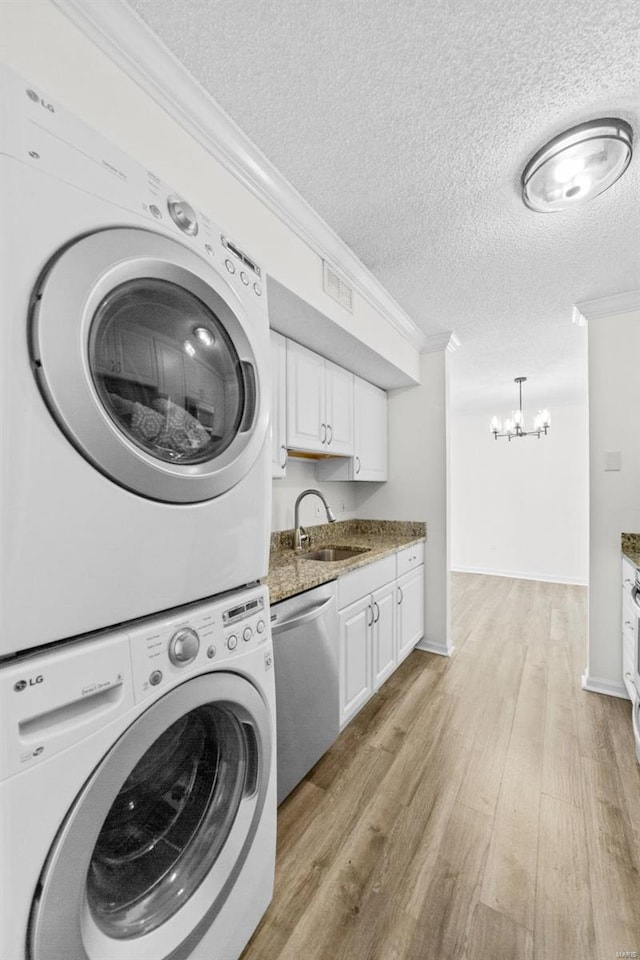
[323, 261, 354, 313]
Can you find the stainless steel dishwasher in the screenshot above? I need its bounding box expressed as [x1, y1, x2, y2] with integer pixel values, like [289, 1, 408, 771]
[271, 581, 339, 804]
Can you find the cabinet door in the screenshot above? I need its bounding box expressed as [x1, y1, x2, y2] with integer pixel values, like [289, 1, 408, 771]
[325, 360, 354, 456]
[372, 581, 396, 690]
[118, 327, 158, 386]
[156, 340, 186, 401]
[270, 331, 287, 478]
[397, 566, 425, 663]
[355, 378, 387, 481]
[286, 340, 325, 453]
[339, 595, 373, 727]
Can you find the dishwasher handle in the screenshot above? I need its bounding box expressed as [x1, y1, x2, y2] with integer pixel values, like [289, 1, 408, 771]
[271, 596, 335, 635]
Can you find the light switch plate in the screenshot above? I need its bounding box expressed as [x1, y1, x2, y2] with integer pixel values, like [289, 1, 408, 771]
[604, 451, 622, 471]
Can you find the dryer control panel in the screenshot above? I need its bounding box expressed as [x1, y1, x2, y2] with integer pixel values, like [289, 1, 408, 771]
[128, 585, 271, 703]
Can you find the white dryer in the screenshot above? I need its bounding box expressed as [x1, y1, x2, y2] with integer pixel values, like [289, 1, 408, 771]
[0, 67, 271, 655]
[0, 583, 276, 960]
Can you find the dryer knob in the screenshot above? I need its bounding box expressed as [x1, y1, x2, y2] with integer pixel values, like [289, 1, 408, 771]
[169, 627, 200, 666]
[167, 196, 199, 236]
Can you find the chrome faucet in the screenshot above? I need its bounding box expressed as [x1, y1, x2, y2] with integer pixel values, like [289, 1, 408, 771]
[293, 488, 336, 552]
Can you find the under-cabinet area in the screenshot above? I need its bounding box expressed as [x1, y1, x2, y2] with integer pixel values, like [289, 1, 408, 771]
[270, 330, 388, 481]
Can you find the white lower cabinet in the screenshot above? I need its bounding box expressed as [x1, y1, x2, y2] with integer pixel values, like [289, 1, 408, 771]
[338, 545, 424, 729]
[373, 582, 397, 688]
[339, 595, 373, 726]
[397, 566, 425, 664]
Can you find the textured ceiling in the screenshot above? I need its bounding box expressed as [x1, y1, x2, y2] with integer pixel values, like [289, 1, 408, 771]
[127, 0, 639, 411]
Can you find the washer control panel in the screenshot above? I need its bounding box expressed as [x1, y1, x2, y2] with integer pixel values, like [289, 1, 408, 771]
[129, 586, 270, 702]
[3, 68, 265, 303]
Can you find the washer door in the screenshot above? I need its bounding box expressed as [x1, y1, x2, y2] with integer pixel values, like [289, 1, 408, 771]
[29, 673, 272, 960]
[31, 228, 268, 503]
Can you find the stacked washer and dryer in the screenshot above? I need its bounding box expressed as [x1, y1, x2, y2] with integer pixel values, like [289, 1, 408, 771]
[0, 67, 276, 960]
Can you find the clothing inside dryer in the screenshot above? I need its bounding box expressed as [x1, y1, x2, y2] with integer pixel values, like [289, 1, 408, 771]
[89, 278, 245, 464]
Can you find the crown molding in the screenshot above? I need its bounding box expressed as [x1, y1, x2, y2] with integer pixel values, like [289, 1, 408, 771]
[421, 330, 460, 354]
[52, 0, 426, 352]
[573, 290, 640, 323]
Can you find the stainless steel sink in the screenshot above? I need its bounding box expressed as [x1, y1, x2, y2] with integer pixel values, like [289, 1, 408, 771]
[300, 546, 370, 562]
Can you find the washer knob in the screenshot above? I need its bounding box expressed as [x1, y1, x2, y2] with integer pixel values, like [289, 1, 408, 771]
[167, 196, 198, 236]
[169, 627, 200, 666]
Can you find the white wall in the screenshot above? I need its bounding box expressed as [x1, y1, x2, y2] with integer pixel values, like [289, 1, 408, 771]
[450, 405, 589, 584]
[354, 351, 450, 654]
[586, 308, 640, 696]
[271, 459, 357, 531]
[0, 0, 418, 384]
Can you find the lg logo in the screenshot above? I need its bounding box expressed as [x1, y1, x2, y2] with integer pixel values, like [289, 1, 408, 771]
[26, 88, 54, 113]
[14, 675, 44, 692]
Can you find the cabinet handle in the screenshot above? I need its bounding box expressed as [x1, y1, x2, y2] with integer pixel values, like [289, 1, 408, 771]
[355, 456, 361, 475]
[373, 601, 380, 623]
[327, 423, 333, 445]
[320, 423, 327, 444]
[280, 445, 287, 468]
[624, 620, 633, 628]
[367, 603, 374, 627]
[624, 578, 633, 587]
[397, 585, 403, 605]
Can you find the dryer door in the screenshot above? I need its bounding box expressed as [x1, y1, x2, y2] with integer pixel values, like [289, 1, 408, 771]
[29, 672, 272, 960]
[31, 228, 269, 503]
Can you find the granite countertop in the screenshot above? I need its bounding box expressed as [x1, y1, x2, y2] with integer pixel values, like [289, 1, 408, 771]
[622, 533, 640, 571]
[264, 519, 426, 604]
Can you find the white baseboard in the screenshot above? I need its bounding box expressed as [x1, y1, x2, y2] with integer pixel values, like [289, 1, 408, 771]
[415, 636, 454, 657]
[451, 565, 588, 587]
[581, 671, 630, 700]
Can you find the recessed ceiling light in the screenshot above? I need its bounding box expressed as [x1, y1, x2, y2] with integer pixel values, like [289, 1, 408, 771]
[522, 118, 633, 212]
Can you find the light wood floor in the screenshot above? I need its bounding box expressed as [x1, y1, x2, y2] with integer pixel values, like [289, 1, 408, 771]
[243, 574, 640, 960]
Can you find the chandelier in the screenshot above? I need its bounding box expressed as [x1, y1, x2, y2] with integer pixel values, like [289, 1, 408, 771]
[490, 377, 550, 441]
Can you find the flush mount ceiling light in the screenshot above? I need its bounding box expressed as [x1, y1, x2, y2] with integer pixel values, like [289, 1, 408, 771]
[490, 377, 550, 441]
[522, 118, 633, 212]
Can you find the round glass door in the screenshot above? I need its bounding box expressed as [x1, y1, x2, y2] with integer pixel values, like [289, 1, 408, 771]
[90, 278, 244, 467]
[31, 228, 269, 503]
[29, 673, 272, 960]
[87, 704, 249, 939]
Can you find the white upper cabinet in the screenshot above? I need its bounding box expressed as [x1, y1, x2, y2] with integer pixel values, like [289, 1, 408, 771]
[353, 377, 387, 481]
[325, 360, 355, 455]
[317, 374, 388, 482]
[286, 340, 353, 455]
[270, 330, 287, 478]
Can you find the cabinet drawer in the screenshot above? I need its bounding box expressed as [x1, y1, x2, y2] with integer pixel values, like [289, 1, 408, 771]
[338, 555, 396, 610]
[396, 543, 425, 578]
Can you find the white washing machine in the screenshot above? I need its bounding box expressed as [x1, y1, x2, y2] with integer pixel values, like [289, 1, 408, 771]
[0, 583, 276, 960]
[0, 67, 271, 656]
